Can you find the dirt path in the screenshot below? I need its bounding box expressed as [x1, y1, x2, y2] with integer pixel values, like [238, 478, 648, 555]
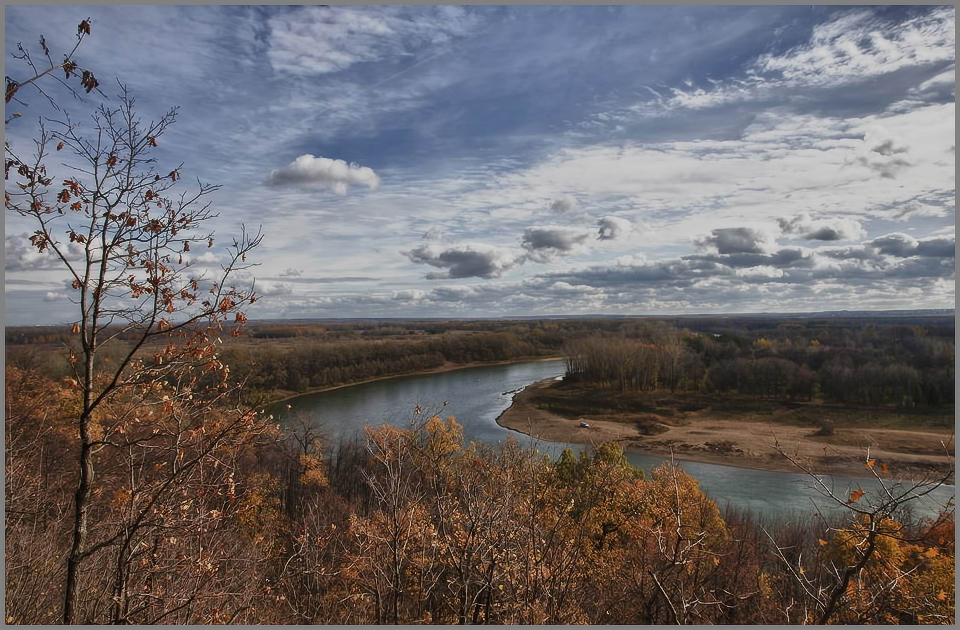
[498, 379, 955, 483]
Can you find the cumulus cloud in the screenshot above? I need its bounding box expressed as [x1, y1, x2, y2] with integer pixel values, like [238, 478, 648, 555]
[404, 243, 524, 279]
[4, 233, 93, 272]
[694, 227, 777, 255]
[851, 127, 913, 179]
[867, 233, 956, 258]
[548, 194, 578, 213]
[181, 252, 223, 268]
[44, 291, 69, 302]
[520, 226, 592, 262]
[777, 214, 865, 241]
[596, 216, 633, 241]
[265, 154, 380, 194]
[254, 280, 295, 296]
[279, 267, 303, 277]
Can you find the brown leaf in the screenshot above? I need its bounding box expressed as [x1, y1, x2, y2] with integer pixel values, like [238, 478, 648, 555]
[879, 462, 890, 474]
[817, 538, 828, 546]
[56, 141, 65, 151]
[78, 20, 91, 36]
[865, 458, 876, 470]
[924, 547, 939, 559]
[847, 488, 865, 504]
[71, 322, 81, 334]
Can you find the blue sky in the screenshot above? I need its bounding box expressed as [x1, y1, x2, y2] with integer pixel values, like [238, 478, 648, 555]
[4, 5, 955, 324]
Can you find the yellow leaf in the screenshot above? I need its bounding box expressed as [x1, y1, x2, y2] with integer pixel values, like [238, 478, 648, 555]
[713, 556, 720, 566]
[924, 547, 939, 559]
[937, 589, 947, 601]
[818, 539, 829, 546]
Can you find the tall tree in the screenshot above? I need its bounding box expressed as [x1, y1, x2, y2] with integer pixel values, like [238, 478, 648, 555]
[6, 25, 262, 622]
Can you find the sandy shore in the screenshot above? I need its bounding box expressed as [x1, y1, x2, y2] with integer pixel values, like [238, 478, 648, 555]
[498, 378, 955, 484]
[267, 356, 563, 406]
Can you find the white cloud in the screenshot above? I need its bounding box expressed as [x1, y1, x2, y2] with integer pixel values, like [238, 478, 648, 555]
[266, 6, 479, 77]
[777, 214, 865, 241]
[694, 227, 777, 255]
[5, 233, 86, 271]
[403, 243, 524, 279]
[596, 216, 633, 241]
[916, 65, 955, 92]
[867, 233, 955, 258]
[880, 200, 950, 222]
[600, 7, 955, 121]
[735, 265, 784, 279]
[520, 226, 593, 262]
[265, 154, 380, 194]
[754, 8, 955, 89]
[548, 194, 578, 213]
[253, 280, 294, 296]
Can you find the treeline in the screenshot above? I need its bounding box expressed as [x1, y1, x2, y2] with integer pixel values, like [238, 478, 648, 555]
[565, 322, 955, 407]
[223, 332, 557, 396]
[7, 317, 955, 406]
[5, 366, 954, 624]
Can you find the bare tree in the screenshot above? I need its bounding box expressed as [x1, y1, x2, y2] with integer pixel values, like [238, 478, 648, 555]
[767, 441, 954, 624]
[6, 57, 262, 621]
[5, 18, 101, 122]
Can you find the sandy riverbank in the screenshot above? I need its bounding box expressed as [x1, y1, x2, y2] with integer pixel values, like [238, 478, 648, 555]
[267, 356, 563, 406]
[498, 378, 955, 483]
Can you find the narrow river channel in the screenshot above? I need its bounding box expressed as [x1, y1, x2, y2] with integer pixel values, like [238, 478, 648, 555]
[278, 359, 954, 520]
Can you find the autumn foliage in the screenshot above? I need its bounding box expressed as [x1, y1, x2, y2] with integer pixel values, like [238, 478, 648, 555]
[5, 366, 954, 624]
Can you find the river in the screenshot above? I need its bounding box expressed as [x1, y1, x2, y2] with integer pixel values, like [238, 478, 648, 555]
[278, 359, 954, 520]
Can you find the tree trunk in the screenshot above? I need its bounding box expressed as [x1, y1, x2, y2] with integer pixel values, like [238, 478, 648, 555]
[63, 351, 95, 624]
[63, 411, 94, 623]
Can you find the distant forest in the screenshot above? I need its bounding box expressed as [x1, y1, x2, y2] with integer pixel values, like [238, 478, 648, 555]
[6, 315, 955, 407]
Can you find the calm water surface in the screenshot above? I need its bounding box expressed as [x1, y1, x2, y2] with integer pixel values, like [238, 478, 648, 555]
[279, 360, 954, 519]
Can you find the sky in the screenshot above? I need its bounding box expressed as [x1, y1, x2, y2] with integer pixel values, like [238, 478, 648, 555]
[3, 4, 956, 325]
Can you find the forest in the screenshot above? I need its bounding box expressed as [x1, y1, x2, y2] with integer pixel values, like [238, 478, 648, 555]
[8, 315, 955, 407]
[563, 319, 955, 408]
[5, 365, 955, 624]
